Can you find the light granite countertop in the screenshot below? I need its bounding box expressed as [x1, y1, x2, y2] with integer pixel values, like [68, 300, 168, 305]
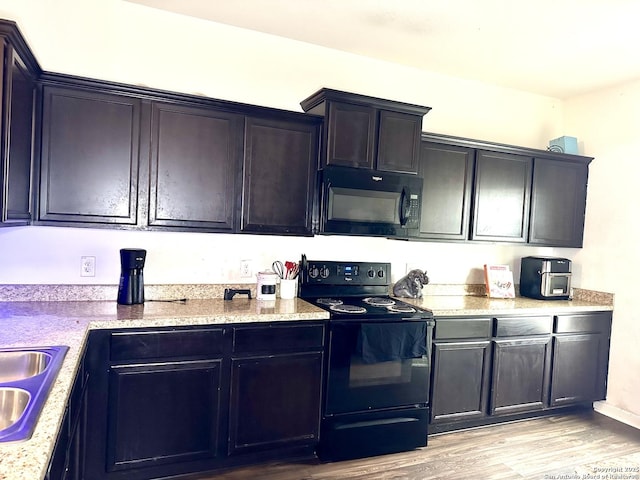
[408, 293, 614, 317]
[0, 292, 613, 480]
[0, 298, 328, 480]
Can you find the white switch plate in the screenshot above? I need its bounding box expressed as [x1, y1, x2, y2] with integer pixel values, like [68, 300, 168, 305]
[81, 256, 96, 277]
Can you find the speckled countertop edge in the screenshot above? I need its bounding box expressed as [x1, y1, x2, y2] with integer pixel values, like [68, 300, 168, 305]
[0, 288, 613, 480]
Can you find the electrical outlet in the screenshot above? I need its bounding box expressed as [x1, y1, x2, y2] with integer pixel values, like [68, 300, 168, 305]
[239, 259, 252, 278]
[81, 256, 96, 277]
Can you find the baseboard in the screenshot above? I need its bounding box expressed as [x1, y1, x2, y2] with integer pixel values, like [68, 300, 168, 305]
[594, 401, 640, 429]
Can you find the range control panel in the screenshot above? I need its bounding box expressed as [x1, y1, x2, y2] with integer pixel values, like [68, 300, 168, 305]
[303, 260, 390, 286]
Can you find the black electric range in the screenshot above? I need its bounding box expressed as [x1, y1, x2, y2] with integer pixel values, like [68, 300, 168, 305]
[299, 255, 434, 461]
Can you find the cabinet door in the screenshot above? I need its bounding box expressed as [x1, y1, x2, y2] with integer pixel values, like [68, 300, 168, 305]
[1, 48, 35, 226]
[39, 86, 141, 225]
[472, 151, 532, 242]
[430, 341, 491, 424]
[529, 158, 588, 247]
[417, 142, 474, 240]
[491, 337, 551, 415]
[325, 101, 376, 169]
[376, 110, 422, 174]
[241, 116, 319, 235]
[47, 350, 88, 480]
[228, 352, 322, 455]
[106, 360, 222, 472]
[148, 102, 243, 231]
[550, 334, 606, 406]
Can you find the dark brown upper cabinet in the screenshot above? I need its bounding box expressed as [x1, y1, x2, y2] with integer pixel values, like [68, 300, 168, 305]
[417, 142, 475, 241]
[471, 150, 532, 243]
[416, 133, 592, 247]
[0, 20, 40, 227]
[36, 74, 320, 235]
[300, 88, 430, 174]
[241, 115, 320, 236]
[38, 85, 142, 226]
[529, 157, 588, 247]
[147, 102, 244, 232]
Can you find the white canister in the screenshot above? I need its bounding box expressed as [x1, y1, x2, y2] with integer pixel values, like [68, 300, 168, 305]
[256, 271, 278, 300]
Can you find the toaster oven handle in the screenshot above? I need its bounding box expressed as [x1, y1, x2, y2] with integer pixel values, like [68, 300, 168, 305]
[400, 187, 410, 226]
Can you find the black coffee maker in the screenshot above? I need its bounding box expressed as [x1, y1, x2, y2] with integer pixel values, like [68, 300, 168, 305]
[117, 248, 146, 305]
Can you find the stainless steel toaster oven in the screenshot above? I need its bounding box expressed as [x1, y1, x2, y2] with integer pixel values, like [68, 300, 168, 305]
[519, 256, 571, 300]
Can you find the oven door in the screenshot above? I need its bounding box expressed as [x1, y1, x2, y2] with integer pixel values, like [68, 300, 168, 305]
[325, 319, 432, 415]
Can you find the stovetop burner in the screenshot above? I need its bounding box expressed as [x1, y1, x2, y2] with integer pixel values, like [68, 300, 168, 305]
[387, 304, 417, 313]
[329, 304, 367, 314]
[363, 297, 396, 307]
[317, 298, 344, 306]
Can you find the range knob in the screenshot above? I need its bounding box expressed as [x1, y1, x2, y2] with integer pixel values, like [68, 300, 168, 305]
[309, 265, 319, 279]
[319, 266, 330, 279]
[367, 268, 375, 278]
[377, 269, 385, 278]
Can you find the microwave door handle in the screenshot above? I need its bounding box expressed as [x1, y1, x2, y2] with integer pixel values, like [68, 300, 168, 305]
[400, 188, 410, 226]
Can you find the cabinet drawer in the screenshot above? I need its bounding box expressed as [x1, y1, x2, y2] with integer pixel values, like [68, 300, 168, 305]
[494, 316, 552, 337]
[110, 328, 225, 361]
[434, 318, 492, 340]
[554, 312, 612, 334]
[233, 323, 324, 354]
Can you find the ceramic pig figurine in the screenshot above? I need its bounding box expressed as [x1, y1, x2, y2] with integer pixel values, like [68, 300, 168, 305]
[393, 269, 429, 298]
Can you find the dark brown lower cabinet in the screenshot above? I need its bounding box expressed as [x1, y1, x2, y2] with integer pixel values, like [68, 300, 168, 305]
[430, 311, 612, 434]
[84, 327, 228, 480]
[46, 349, 88, 480]
[550, 312, 612, 406]
[228, 352, 323, 455]
[83, 321, 324, 480]
[106, 360, 223, 471]
[550, 335, 602, 406]
[490, 337, 552, 415]
[430, 341, 491, 424]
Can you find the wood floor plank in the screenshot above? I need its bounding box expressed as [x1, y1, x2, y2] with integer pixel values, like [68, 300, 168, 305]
[194, 411, 640, 480]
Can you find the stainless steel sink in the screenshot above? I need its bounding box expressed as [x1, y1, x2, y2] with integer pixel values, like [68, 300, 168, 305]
[0, 351, 51, 382]
[0, 388, 31, 430]
[0, 346, 68, 442]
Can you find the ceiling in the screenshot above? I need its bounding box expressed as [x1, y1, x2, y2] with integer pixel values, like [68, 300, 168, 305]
[126, 0, 640, 99]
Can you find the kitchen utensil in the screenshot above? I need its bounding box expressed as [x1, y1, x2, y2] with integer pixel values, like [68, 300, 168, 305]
[272, 260, 300, 280]
[284, 261, 300, 279]
[272, 261, 285, 279]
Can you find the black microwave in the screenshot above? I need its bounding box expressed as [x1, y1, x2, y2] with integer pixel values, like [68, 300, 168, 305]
[318, 166, 422, 238]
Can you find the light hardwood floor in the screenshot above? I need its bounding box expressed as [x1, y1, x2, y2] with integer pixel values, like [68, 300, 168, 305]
[198, 410, 640, 480]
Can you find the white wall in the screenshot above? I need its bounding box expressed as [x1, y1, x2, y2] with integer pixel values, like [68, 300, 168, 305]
[0, 0, 574, 287]
[566, 81, 640, 424]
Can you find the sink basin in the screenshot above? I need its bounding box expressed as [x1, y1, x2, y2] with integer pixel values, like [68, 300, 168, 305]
[0, 351, 51, 382]
[0, 346, 68, 442]
[0, 388, 31, 430]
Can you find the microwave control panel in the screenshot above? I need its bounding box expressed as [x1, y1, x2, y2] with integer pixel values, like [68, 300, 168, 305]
[405, 193, 420, 228]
